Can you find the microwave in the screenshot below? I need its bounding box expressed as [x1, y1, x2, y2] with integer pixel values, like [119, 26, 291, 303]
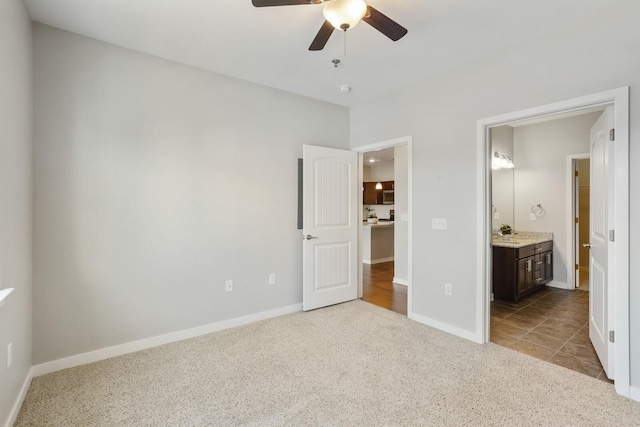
[382, 190, 394, 205]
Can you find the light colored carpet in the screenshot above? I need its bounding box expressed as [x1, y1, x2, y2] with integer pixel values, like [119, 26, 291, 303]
[15, 300, 640, 426]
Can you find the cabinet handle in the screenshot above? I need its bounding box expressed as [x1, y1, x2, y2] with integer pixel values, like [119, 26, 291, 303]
[546, 254, 551, 264]
[536, 261, 543, 265]
[536, 278, 543, 282]
[527, 259, 532, 272]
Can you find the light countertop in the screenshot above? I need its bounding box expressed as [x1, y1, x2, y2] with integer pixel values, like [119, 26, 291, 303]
[363, 221, 394, 228]
[492, 231, 553, 248]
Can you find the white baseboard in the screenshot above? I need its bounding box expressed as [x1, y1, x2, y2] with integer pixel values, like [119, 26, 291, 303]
[630, 386, 640, 402]
[409, 312, 482, 344]
[4, 367, 34, 427]
[363, 256, 394, 265]
[392, 277, 409, 286]
[547, 280, 571, 290]
[31, 303, 302, 378]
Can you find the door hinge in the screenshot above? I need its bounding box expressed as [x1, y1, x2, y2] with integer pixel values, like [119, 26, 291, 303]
[575, 264, 579, 270]
[609, 230, 615, 242]
[575, 217, 579, 224]
[610, 129, 615, 141]
[575, 170, 579, 177]
[609, 330, 615, 343]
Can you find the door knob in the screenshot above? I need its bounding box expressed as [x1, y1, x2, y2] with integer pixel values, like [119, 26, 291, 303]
[304, 234, 318, 240]
[583, 243, 592, 248]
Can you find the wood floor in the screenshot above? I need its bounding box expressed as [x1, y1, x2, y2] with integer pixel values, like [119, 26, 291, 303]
[362, 261, 407, 316]
[491, 286, 612, 383]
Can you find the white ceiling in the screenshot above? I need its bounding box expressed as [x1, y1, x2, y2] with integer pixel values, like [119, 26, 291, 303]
[363, 147, 395, 164]
[24, 0, 620, 107]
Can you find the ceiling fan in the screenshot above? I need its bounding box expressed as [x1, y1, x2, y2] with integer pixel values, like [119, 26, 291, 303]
[252, 0, 408, 51]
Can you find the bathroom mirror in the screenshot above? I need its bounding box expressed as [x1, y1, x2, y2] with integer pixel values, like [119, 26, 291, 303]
[490, 126, 514, 232]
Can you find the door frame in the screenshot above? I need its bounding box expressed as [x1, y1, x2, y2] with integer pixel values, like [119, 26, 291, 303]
[352, 136, 413, 318]
[566, 153, 590, 290]
[476, 87, 630, 398]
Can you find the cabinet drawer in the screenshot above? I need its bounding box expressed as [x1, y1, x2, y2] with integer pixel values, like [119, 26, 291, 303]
[535, 241, 553, 253]
[534, 254, 544, 271]
[517, 245, 535, 258]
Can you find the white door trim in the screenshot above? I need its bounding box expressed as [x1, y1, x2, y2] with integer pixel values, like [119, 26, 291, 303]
[352, 136, 413, 318]
[476, 87, 630, 399]
[566, 153, 590, 291]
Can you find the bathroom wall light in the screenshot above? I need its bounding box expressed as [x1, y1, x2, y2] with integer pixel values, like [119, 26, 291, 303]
[492, 152, 514, 170]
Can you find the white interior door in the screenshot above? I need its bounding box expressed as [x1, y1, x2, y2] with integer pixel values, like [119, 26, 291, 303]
[588, 105, 615, 379]
[302, 145, 358, 311]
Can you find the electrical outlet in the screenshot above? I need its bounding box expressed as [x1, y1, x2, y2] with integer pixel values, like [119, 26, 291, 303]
[432, 218, 447, 230]
[7, 343, 12, 368]
[225, 280, 233, 293]
[530, 213, 537, 221]
[493, 212, 500, 220]
[269, 273, 276, 285]
[445, 283, 452, 296]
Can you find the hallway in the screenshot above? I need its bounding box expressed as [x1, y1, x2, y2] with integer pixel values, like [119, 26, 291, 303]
[362, 261, 407, 316]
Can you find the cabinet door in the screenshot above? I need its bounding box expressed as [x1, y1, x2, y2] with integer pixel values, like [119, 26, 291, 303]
[382, 181, 394, 190]
[363, 182, 378, 205]
[517, 257, 533, 295]
[544, 251, 553, 282]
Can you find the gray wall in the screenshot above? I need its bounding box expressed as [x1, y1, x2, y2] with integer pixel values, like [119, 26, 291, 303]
[0, 0, 33, 422]
[33, 24, 350, 364]
[513, 112, 599, 287]
[349, 2, 640, 386]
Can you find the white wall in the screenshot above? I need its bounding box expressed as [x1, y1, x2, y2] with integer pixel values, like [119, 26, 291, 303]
[491, 126, 514, 231]
[32, 24, 350, 364]
[394, 145, 408, 283]
[349, 2, 640, 387]
[0, 0, 33, 423]
[513, 112, 600, 287]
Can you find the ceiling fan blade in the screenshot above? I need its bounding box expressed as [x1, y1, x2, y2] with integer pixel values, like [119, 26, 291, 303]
[309, 20, 334, 51]
[252, 0, 320, 6]
[362, 6, 408, 41]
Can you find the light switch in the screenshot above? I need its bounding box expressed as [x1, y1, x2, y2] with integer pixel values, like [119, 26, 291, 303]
[401, 214, 409, 221]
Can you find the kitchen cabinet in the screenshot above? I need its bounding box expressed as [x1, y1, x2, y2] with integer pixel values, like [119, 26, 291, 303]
[363, 181, 394, 205]
[363, 182, 379, 205]
[493, 241, 553, 303]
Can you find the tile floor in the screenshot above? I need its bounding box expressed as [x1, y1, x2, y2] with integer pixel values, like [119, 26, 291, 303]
[491, 286, 613, 383]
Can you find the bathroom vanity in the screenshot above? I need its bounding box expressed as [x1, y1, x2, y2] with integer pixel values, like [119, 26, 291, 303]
[492, 233, 553, 303]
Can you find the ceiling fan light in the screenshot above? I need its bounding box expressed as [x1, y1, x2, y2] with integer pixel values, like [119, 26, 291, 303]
[323, 0, 367, 31]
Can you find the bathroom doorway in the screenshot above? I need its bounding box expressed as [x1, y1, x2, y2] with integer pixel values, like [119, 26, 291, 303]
[478, 87, 630, 398]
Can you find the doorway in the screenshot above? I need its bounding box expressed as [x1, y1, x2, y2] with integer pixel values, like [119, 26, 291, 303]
[477, 87, 630, 398]
[572, 156, 591, 290]
[353, 136, 413, 318]
[360, 147, 406, 315]
[488, 112, 606, 379]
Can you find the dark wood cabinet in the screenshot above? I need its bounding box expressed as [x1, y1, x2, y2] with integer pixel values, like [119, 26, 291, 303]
[493, 241, 553, 303]
[363, 181, 394, 205]
[363, 182, 379, 205]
